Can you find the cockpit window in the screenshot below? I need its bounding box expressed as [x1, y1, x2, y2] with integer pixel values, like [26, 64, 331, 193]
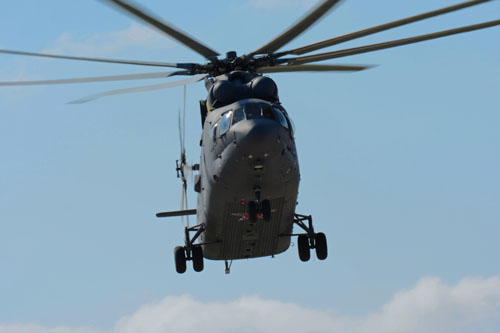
[273, 107, 289, 129]
[211, 123, 218, 141]
[261, 104, 275, 120]
[243, 103, 261, 119]
[243, 103, 277, 121]
[232, 107, 245, 125]
[219, 111, 231, 136]
[287, 115, 296, 137]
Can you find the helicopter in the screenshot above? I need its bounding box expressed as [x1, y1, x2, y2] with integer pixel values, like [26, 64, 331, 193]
[1, 0, 498, 274]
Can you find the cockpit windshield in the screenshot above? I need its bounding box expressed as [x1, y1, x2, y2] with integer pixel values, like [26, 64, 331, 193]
[232, 103, 289, 128]
[215, 102, 293, 138]
[241, 103, 261, 120]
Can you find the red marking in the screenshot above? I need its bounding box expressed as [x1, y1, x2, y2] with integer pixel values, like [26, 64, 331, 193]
[231, 212, 264, 220]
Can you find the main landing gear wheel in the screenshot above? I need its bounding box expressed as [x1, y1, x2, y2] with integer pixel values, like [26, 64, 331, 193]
[315, 232, 328, 260]
[174, 246, 187, 274]
[297, 234, 311, 262]
[192, 245, 204, 272]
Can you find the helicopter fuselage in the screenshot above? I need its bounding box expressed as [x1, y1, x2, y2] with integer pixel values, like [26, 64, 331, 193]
[196, 98, 300, 260]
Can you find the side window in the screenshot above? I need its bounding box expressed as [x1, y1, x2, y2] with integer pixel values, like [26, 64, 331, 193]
[287, 115, 296, 137]
[232, 107, 245, 125]
[273, 107, 289, 129]
[211, 123, 218, 141]
[219, 111, 232, 136]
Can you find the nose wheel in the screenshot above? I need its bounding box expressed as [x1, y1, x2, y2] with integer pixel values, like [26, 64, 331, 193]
[293, 214, 328, 262]
[247, 188, 272, 222]
[248, 201, 258, 222]
[261, 199, 271, 221]
[247, 199, 271, 222]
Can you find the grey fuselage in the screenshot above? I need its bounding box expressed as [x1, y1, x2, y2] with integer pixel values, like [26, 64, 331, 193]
[196, 98, 300, 260]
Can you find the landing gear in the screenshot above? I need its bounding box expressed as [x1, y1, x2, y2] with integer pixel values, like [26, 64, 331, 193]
[248, 201, 257, 222]
[261, 199, 271, 221]
[174, 246, 187, 273]
[247, 200, 271, 222]
[297, 234, 310, 262]
[315, 232, 328, 260]
[192, 245, 204, 272]
[173, 223, 206, 274]
[293, 214, 328, 262]
[247, 187, 272, 222]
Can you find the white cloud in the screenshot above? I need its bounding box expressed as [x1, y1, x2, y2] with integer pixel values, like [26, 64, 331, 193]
[43, 23, 173, 57]
[2, 276, 500, 333]
[0, 324, 101, 333]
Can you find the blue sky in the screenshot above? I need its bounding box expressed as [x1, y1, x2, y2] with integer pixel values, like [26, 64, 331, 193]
[1, 0, 500, 332]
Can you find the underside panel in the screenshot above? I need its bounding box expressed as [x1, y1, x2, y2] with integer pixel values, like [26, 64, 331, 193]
[202, 197, 294, 260]
[222, 197, 284, 259]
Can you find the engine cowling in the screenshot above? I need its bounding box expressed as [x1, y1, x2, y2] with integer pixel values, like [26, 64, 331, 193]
[206, 71, 279, 109]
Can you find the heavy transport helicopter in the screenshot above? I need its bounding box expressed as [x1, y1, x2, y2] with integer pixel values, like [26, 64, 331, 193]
[1, 0, 498, 274]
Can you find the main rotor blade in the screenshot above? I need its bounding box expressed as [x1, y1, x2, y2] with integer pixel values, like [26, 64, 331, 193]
[182, 85, 187, 154]
[102, 0, 219, 59]
[252, 0, 343, 55]
[257, 64, 374, 73]
[68, 74, 206, 104]
[0, 48, 187, 68]
[0, 71, 189, 86]
[178, 108, 184, 156]
[285, 20, 500, 65]
[286, 0, 492, 55]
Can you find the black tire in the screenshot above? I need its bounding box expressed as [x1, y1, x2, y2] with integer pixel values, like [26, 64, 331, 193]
[248, 201, 257, 222]
[297, 234, 310, 262]
[315, 232, 328, 260]
[174, 246, 187, 274]
[192, 246, 204, 272]
[261, 199, 271, 221]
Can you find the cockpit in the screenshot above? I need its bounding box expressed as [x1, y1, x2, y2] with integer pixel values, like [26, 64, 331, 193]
[213, 102, 295, 139]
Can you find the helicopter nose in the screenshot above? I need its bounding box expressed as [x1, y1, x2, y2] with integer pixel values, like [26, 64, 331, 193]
[233, 119, 283, 156]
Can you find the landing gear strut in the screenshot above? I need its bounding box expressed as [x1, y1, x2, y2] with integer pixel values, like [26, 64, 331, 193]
[174, 223, 206, 274]
[293, 214, 328, 262]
